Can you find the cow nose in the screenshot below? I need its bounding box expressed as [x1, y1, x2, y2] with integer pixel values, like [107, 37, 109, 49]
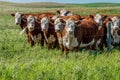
[55, 29, 60, 32]
[69, 31, 73, 34]
[16, 23, 19, 25]
[115, 27, 119, 30]
[42, 28, 47, 32]
[30, 27, 34, 30]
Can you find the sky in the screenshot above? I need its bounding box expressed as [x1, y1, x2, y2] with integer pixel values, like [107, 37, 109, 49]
[0, 0, 120, 3]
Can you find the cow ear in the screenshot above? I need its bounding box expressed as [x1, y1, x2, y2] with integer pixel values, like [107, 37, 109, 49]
[11, 13, 15, 17]
[23, 18, 27, 22]
[49, 21, 54, 25]
[89, 15, 94, 19]
[65, 11, 71, 15]
[102, 15, 108, 21]
[60, 18, 65, 23]
[57, 10, 60, 14]
[75, 20, 81, 26]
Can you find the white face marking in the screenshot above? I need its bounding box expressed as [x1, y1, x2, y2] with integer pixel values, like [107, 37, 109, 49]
[111, 16, 120, 30]
[94, 14, 103, 30]
[54, 18, 64, 32]
[15, 12, 21, 24]
[65, 19, 75, 35]
[60, 9, 67, 16]
[111, 16, 120, 44]
[27, 15, 35, 31]
[41, 17, 49, 32]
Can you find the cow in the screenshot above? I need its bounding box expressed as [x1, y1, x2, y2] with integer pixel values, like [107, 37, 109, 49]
[53, 15, 98, 55]
[11, 12, 55, 47]
[52, 14, 83, 51]
[111, 16, 120, 46]
[56, 9, 73, 16]
[94, 14, 109, 50]
[20, 15, 44, 47]
[40, 16, 58, 49]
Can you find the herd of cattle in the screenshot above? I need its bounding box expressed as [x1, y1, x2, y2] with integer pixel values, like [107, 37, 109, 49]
[11, 9, 120, 55]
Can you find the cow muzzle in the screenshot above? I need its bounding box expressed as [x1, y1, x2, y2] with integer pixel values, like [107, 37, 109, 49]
[55, 29, 60, 33]
[16, 23, 19, 25]
[69, 31, 73, 34]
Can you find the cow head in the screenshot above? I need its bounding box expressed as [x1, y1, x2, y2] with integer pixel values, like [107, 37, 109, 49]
[111, 16, 120, 30]
[94, 14, 102, 26]
[65, 18, 75, 36]
[57, 9, 73, 16]
[41, 17, 49, 32]
[11, 12, 23, 25]
[54, 18, 65, 33]
[27, 15, 35, 31]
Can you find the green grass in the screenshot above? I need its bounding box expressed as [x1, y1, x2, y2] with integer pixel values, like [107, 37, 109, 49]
[69, 3, 120, 7]
[0, 2, 120, 80]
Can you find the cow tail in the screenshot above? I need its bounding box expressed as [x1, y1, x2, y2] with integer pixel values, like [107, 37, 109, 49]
[43, 32, 49, 43]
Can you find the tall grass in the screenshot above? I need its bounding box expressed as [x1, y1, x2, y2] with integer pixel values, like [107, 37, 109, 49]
[0, 3, 120, 80]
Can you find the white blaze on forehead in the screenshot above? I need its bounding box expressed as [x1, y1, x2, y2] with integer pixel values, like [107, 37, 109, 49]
[65, 18, 75, 33]
[60, 9, 67, 16]
[54, 18, 61, 24]
[111, 16, 120, 28]
[111, 16, 120, 44]
[94, 14, 102, 24]
[27, 15, 35, 31]
[94, 14, 103, 30]
[54, 18, 64, 32]
[15, 12, 21, 24]
[41, 17, 49, 31]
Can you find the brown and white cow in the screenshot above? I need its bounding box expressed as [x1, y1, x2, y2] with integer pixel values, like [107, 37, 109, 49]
[40, 16, 58, 49]
[111, 16, 120, 45]
[52, 14, 83, 51]
[94, 14, 109, 50]
[54, 16, 98, 54]
[57, 9, 73, 16]
[11, 12, 55, 47]
[20, 15, 44, 46]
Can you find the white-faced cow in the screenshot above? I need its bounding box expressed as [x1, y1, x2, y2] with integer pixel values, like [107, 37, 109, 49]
[40, 16, 58, 49]
[111, 16, 120, 46]
[55, 16, 98, 55]
[57, 9, 73, 16]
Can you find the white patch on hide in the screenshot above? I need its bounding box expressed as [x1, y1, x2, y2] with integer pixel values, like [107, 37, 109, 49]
[80, 39, 95, 47]
[62, 34, 78, 50]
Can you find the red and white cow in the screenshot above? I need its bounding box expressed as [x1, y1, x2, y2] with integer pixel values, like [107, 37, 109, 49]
[57, 9, 73, 16]
[54, 16, 98, 54]
[20, 15, 44, 46]
[40, 16, 58, 49]
[111, 16, 120, 45]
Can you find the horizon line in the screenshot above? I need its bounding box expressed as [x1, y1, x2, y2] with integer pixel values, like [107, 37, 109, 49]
[0, 1, 120, 4]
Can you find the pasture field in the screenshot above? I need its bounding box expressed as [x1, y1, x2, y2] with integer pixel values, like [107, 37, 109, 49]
[0, 2, 120, 80]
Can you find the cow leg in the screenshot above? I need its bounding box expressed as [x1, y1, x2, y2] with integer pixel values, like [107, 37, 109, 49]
[64, 47, 69, 56]
[40, 38, 44, 47]
[30, 39, 34, 47]
[74, 46, 79, 52]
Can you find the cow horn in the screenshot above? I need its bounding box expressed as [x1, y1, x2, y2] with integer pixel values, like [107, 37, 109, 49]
[19, 27, 27, 35]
